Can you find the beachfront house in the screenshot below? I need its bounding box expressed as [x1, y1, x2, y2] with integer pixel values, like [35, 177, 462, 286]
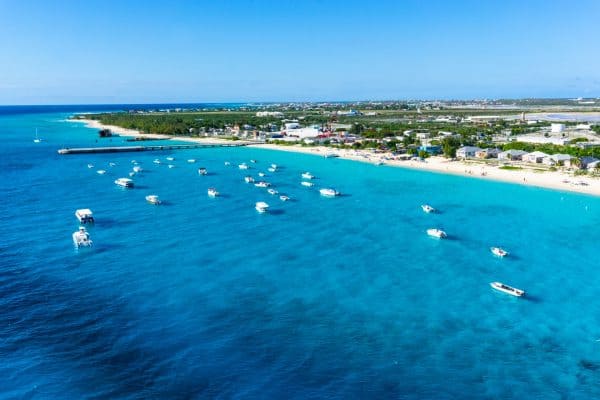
[498, 149, 527, 161]
[581, 156, 600, 169]
[475, 148, 500, 159]
[544, 154, 573, 167]
[456, 146, 482, 159]
[522, 151, 549, 164]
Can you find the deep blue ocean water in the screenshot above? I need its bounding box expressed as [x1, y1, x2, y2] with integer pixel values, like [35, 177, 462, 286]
[1, 106, 600, 399]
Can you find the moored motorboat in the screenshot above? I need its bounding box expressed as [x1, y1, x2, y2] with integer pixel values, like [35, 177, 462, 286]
[207, 187, 219, 197]
[267, 188, 278, 195]
[319, 188, 340, 197]
[198, 167, 207, 175]
[72, 226, 92, 247]
[75, 208, 94, 224]
[244, 176, 255, 183]
[258, 172, 266, 177]
[279, 195, 290, 201]
[255, 201, 269, 213]
[421, 204, 435, 213]
[168, 164, 175, 169]
[87, 163, 94, 169]
[224, 161, 231, 166]
[239, 163, 249, 170]
[490, 282, 524, 297]
[129, 172, 136, 177]
[153, 159, 161, 164]
[324, 153, 339, 158]
[145, 194, 161, 205]
[426, 228, 447, 238]
[97, 169, 106, 175]
[267, 167, 276, 173]
[491, 247, 509, 257]
[254, 181, 271, 188]
[133, 166, 143, 173]
[109, 162, 116, 167]
[250, 159, 257, 163]
[270, 163, 278, 169]
[115, 177, 134, 188]
[301, 181, 314, 187]
[187, 159, 196, 163]
[301, 172, 315, 179]
[166, 156, 175, 161]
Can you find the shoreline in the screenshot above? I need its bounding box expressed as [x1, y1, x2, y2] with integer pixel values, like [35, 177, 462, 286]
[70, 118, 600, 197]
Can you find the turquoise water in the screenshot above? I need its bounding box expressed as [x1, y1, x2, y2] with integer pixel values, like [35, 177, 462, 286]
[2, 108, 600, 399]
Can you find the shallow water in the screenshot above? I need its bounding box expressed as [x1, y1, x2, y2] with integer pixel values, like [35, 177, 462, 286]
[1, 107, 600, 399]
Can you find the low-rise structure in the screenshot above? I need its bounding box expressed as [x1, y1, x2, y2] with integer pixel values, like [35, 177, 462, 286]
[475, 148, 500, 159]
[498, 149, 527, 161]
[456, 146, 481, 159]
[544, 153, 573, 166]
[579, 156, 599, 169]
[522, 151, 549, 164]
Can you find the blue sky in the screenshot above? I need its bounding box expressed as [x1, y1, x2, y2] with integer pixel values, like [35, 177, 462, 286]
[0, 0, 599, 104]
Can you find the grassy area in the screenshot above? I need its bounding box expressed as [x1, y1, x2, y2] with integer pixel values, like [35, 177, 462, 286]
[499, 165, 523, 171]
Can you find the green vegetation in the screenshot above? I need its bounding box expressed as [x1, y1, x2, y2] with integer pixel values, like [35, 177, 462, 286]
[499, 166, 523, 170]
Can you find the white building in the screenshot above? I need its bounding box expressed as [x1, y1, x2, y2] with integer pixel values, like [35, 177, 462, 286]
[498, 149, 527, 161]
[522, 151, 549, 163]
[285, 127, 320, 139]
[456, 146, 481, 159]
[551, 123, 565, 133]
[256, 111, 284, 117]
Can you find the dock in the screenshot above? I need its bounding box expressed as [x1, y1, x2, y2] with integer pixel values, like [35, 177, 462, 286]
[57, 142, 254, 155]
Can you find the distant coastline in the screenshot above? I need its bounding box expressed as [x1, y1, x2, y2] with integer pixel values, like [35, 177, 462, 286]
[69, 118, 600, 197]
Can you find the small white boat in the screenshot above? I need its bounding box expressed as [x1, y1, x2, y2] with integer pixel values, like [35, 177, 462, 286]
[207, 187, 219, 197]
[301, 181, 314, 187]
[168, 164, 175, 169]
[224, 161, 231, 166]
[490, 282, 524, 297]
[239, 163, 249, 170]
[244, 176, 255, 183]
[131, 160, 137, 164]
[87, 163, 94, 169]
[258, 172, 266, 177]
[133, 166, 143, 173]
[250, 159, 257, 163]
[270, 164, 278, 169]
[427, 228, 447, 238]
[115, 177, 134, 188]
[255, 181, 271, 188]
[324, 153, 339, 158]
[145, 194, 161, 205]
[301, 172, 315, 179]
[255, 201, 269, 213]
[97, 170, 106, 175]
[421, 204, 435, 213]
[319, 188, 340, 197]
[153, 159, 161, 164]
[75, 208, 94, 224]
[267, 188, 278, 195]
[33, 129, 42, 143]
[267, 167, 276, 173]
[491, 247, 509, 257]
[198, 167, 207, 175]
[166, 157, 175, 161]
[129, 172, 136, 177]
[72, 226, 92, 247]
[279, 195, 290, 201]
[187, 159, 196, 163]
[109, 162, 116, 167]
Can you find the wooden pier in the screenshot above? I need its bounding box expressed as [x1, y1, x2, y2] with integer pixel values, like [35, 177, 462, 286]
[57, 142, 253, 155]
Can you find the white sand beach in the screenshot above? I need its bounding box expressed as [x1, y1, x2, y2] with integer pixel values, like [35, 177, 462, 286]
[71, 118, 600, 197]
